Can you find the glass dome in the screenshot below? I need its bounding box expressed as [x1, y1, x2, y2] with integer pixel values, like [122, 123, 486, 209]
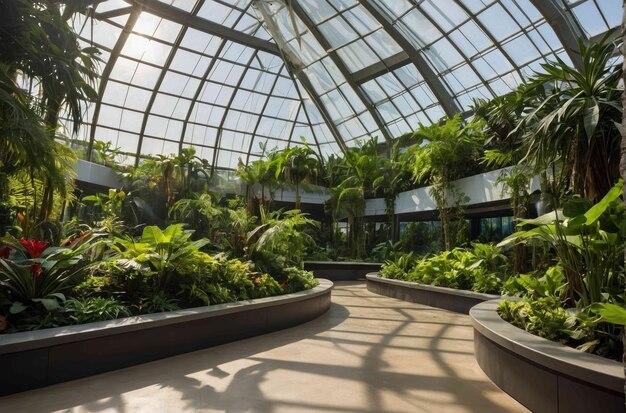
[66, 0, 621, 169]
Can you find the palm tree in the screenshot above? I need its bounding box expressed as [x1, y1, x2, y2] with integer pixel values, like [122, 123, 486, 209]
[276, 142, 320, 210]
[409, 115, 484, 250]
[0, 0, 100, 228]
[516, 34, 621, 202]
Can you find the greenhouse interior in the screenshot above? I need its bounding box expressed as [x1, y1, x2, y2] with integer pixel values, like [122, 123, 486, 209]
[1, 0, 626, 412]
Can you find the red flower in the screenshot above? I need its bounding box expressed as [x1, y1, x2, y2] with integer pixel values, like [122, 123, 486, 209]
[29, 263, 42, 277]
[19, 238, 49, 258]
[0, 246, 11, 259]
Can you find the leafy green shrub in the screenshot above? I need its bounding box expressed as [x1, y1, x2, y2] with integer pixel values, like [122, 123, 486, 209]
[279, 267, 319, 294]
[65, 297, 130, 324]
[499, 298, 620, 358]
[0, 233, 101, 314]
[380, 243, 509, 293]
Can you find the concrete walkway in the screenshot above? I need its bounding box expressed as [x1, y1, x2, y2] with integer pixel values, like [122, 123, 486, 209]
[0, 282, 527, 412]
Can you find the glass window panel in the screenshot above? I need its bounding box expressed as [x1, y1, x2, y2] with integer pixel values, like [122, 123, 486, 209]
[400, 9, 441, 47]
[364, 29, 403, 59]
[571, 2, 606, 37]
[421, 0, 467, 32]
[319, 17, 358, 49]
[141, 137, 179, 157]
[503, 35, 541, 65]
[425, 106, 446, 123]
[478, 4, 520, 41]
[221, 42, 255, 63]
[411, 84, 437, 107]
[338, 84, 365, 113]
[152, 94, 190, 119]
[199, 82, 234, 105]
[597, 0, 622, 29]
[273, 76, 298, 99]
[170, 49, 210, 76]
[145, 115, 174, 139]
[375, 0, 411, 18]
[392, 93, 418, 116]
[240, 69, 276, 94]
[362, 80, 386, 103]
[98, 105, 122, 129]
[394, 65, 422, 89]
[230, 91, 268, 114]
[500, 0, 530, 27]
[130, 63, 161, 89]
[321, 89, 353, 122]
[473, 49, 515, 78]
[119, 110, 144, 133]
[185, 124, 217, 147]
[190, 103, 225, 126]
[151, 19, 182, 43]
[336, 38, 381, 73]
[223, 110, 259, 134]
[343, 7, 379, 36]
[376, 101, 401, 123]
[159, 72, 200, 98]
[91, 21, 122, 49]
[180, 29, 221, 54]
[110, 57, 139, 82]
[452, 21, 492, 57]
[298, 0, 336, 23]
[220, 130, 251, 152]
[264, 97, 300, 119]
[304, 63, 336, 93]
[209, 60, 245, 86]
[426, 38, 464, 71]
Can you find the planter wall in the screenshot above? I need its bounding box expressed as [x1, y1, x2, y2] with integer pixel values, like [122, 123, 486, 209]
[0, 279, 333, 396]
[366, 273, 498, 314]
[471, 299, 624, 413]
[304, 261, 382, 281]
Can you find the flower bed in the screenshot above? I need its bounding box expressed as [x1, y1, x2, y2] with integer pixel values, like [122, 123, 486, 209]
[366, 273, 498, 314]
[0, 279, 333, 396]
[471, 299, 624, 413]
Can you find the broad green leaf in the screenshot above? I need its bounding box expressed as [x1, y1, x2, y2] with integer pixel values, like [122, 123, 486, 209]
[10, 302, 27, 314]
[589, 303, 626, 325]
[583, 180, 622, 225]
[33, 298, 60, 311]
[563, 197, 592, 218]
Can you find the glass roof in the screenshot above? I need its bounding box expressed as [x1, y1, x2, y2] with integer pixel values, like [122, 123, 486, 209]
[65, 0, 621, 169]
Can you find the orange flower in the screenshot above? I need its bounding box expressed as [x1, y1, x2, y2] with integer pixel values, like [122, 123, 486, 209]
[17, 213, 25, 222]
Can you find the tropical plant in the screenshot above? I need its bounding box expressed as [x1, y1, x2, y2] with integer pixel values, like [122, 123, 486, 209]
[499, 180, 625, 307]
[514, 33, 621, 201]
[274, 141, 320, 210]
[408, 115, 484, 250]
[247, 208, 319, 273]
[113, 224, 209, 291]
[0, 233, 102, 314]
[65, 297, 130, 324]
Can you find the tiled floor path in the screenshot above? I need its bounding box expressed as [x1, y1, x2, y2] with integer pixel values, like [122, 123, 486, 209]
[0, 281, 527, 412]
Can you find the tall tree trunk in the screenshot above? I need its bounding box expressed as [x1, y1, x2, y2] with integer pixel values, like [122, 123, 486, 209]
[619, 0, 626, 400]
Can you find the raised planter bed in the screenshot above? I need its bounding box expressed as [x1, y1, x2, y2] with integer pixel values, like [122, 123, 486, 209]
[366, 273, 499, 314]
[304, 261, 382, 281]
[471, 299, 624, 413]
[0, 279, 333, 396]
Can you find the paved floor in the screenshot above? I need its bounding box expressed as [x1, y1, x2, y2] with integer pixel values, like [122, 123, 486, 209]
[0, 282, 527, 413]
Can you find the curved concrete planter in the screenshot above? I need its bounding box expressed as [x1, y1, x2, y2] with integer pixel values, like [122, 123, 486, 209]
[0, 279, 333, 396]
[471, 299, 624, 413]
[366, 273, 499, 314]
[304, 261, 382, 281]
